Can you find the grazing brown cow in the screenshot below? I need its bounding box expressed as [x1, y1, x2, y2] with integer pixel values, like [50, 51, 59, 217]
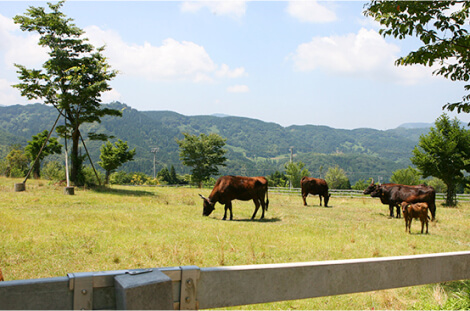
[301, 177, 331, 207]
[401, 201, 429, 234]
[200, 175, 269, 220]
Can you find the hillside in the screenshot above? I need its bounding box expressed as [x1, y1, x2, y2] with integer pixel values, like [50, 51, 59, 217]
[0, 102, 430, 183]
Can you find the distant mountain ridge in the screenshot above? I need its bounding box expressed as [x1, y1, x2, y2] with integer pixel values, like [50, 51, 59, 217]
[0, 102, 433, 183]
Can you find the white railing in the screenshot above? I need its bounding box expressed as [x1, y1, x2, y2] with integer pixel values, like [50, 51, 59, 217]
[0, 251, 469, 310]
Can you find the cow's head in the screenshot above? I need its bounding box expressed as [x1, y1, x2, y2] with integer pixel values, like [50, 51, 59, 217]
[370, 185, 383, 198]
[199, 194, 215, 216]
[363, 179, 377, 195]
[324, 193, 331, 207]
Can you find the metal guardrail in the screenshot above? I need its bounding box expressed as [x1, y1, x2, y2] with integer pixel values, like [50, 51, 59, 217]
[0, 251, 469, 310]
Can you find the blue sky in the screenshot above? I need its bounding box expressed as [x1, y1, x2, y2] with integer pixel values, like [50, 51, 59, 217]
[1, 1, 469, 130]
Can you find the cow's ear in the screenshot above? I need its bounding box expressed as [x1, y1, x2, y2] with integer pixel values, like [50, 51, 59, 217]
[199, 194, 207, 200]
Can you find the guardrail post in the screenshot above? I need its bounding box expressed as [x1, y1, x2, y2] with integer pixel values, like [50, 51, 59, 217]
[179, 266, 200, 310]
[114, 269, 174, 310]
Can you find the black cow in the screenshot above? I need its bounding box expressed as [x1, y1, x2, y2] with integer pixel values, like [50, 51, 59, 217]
[301, 177, 331, 207]
[364, 180, 436, 220]
[200, 176, 269, 220]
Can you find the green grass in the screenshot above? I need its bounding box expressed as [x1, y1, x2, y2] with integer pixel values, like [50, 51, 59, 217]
[1, 176, 469, 310]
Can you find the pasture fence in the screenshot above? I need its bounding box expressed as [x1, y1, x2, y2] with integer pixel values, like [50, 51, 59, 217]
[269, 187, 470, 202]
[0, 251, 469, 310]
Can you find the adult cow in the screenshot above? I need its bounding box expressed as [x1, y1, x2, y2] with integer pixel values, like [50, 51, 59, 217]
[364, 180, 436, 221]
[301, 177, 331, 207]
[200, 175, 269, 220]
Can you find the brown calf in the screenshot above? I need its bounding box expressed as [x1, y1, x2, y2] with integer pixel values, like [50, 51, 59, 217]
[401, 201, 429, 234]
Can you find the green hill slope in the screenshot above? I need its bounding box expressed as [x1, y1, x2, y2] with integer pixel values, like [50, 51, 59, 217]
[0, 102, 428, 183]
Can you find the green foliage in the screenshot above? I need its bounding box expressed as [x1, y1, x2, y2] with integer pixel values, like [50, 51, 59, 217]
[6, 145, 28, 178]
[42, 161, 65, 182]
[352, 179, 368, 191]
[390, 166, 421, 185]
[157, 165, 182, 185]
[13, 1, 121, 186]
[177, 132, 227, 188]
[284, 161, 309, 188]
[364, 1, 470, 114]
[268, 171, 288, 187]
[98, 140, 136, 184]
[427, 177, 447, 194]
[109, 171, 134, 185]
[411, 114, 470, 206]
[25, 130, 62, 179]
[81, 165, 104, 187]
[325, 165, 351, 189]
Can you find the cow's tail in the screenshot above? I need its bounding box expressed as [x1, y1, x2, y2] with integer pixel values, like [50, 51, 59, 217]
[265, 186, 269, 212]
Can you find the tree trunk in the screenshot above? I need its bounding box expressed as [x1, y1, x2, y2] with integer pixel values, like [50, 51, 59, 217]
[70, 128, 81, 186]
[445, 182, 457, 207]
[105, 170, 110, 185]
[32, 161, 41, 179]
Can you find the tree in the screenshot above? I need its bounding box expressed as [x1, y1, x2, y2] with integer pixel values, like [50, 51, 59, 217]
[268, 170, 288, 187]
[390, 166, 421, 185]
[284, 161, 309, 188]
[13, 1, 121, 186]
[411, 114, 470, 206]
[6, 145, 29, 178]
[352, 179, 368, 191]
[98, 140, 136, 184]
[176, 132, 227, 188]
[364, 1, 470, 114]
[325, 166, 350, 189]
[25, 130, 62, 179]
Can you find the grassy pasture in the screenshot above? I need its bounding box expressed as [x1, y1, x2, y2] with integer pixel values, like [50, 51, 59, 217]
[1, 176, 469, 310]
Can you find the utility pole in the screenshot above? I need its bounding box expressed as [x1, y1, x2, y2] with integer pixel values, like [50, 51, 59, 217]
[151, 148, 159, 179]
[289, 147, 294, 189]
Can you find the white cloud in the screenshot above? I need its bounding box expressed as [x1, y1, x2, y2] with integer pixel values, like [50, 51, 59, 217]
[290, 28, 436, 85]
[0, 14, 48, 70]
[180, 1, 246, 19]
[216, 64, 246, 78]
[0, 78, 30, 106]
[227, 84, 249, 93]
[86, 26, 244, 83]
[287, 0, 336, 23]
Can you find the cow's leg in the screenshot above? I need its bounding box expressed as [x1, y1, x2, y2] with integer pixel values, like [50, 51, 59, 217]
[389, 204, 394, 218]
[251, 199, 261, 220]
[425, 218, 428, 234]
[223, 202, 233, 220]
[408, 218, 412, 233]
[319, 195, 323, 207]
[259, 197, 266, 219]
[396, 205, 401, 218]
[420, 219, 424, 234]
[302, 192, 307, 206]
[223, 204, 228, 220]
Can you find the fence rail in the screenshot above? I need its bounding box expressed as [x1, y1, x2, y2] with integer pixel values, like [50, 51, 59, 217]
[1, 251, 469, 310]
[269, 187, 470, 201]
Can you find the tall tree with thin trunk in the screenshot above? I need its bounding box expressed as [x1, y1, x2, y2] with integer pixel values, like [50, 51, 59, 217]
[13, 1, 121, 186]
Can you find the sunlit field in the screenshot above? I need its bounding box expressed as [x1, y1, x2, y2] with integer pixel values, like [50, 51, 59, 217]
[1, 176, 469, 310]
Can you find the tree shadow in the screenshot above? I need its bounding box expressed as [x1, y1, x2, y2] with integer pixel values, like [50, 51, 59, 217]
[91, 186, 156, 197]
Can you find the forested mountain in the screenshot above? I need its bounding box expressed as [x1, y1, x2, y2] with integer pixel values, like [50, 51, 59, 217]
[0, 102, 430, 183]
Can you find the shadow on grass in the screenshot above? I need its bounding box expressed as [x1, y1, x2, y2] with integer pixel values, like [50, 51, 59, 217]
[91, 186, 156, 197]
[222, 217, 282, 223]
